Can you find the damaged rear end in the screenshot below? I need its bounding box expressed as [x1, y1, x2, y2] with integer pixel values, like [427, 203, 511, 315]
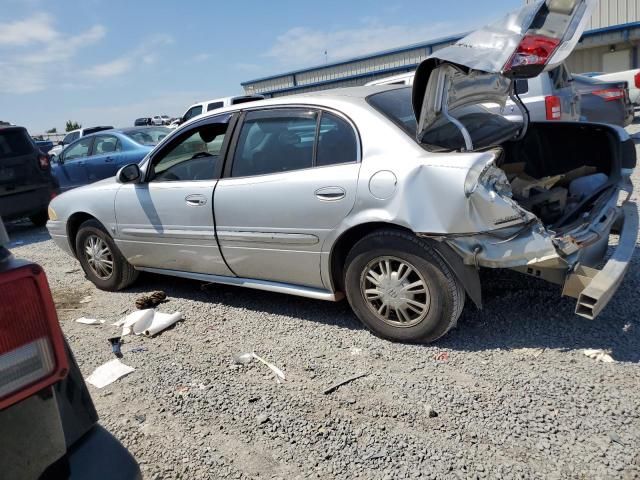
[411, 0, 638, 319]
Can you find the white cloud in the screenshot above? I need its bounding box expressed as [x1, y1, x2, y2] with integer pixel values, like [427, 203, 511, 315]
[83, 34, 173, 78]
[0, 14, 106, 94]
[0, 13, 59, 46]
[265, 19, 472, 68]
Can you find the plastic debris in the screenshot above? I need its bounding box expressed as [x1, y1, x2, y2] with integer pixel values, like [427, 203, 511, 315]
[120, 309, 182, 337]
[79, 295, 92, 304]
[108, 336, 123, 358]
[323, 373, 367, 395]
[135, 291, 168, 310]
[583, 349, 615, 363]
[86, 359, 135, 388]
[75, 317, 104, 325]
[233, 352, 286, 383]
[434, 351, 450, 362]
[64, 268, 81, 274]
[127, 346, 148, 354]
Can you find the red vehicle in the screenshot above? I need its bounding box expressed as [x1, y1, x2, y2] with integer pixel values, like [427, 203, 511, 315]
[0, 219, 140, 479]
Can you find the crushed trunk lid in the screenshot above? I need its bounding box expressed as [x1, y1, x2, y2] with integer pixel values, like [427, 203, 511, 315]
[412, 0, 596, 149]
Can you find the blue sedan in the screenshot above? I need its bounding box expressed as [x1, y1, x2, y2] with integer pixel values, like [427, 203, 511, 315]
[52, 127, 170, 192]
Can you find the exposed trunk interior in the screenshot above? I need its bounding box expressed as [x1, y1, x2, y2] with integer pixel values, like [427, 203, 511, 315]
[499, 122, 620, 229]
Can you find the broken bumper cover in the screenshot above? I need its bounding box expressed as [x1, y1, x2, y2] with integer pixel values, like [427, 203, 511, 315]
[562, 201, 638, 319]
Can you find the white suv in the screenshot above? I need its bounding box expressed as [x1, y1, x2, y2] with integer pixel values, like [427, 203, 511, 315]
[180, 95, 265, 124]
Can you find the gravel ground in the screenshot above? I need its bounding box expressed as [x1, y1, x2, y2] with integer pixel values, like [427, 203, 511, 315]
[6, 131, 640, 479]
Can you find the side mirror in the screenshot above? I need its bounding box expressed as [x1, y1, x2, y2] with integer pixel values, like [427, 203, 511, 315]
[58, 141, 64, 146]
[116, 163, 141, 184]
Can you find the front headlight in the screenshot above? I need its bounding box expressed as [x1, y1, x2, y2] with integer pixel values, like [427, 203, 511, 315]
[47, 206, 58, 221]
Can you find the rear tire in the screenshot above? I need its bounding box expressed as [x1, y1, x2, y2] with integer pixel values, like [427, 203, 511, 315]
[344, 229, 465, 343]
[75, 219, 139, 291]
[30, 210, 49, 227]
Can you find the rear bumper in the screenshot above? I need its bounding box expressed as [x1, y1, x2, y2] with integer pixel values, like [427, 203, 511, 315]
[562, 201, 638, 319]
[0, 186, 52, 219]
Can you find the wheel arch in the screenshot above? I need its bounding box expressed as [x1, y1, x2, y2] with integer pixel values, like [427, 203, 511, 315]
[66, 212, 102, 257]
[329, 222, 482, 309]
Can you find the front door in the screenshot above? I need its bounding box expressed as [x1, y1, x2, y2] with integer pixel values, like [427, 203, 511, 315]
[54, 137, 93, 191]
[114, 115, 234, 275]
[214, 108, 360, 289]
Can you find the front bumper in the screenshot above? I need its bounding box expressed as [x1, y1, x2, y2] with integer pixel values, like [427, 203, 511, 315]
[47, 220, 75, 257]
[562, 201, 638, 319]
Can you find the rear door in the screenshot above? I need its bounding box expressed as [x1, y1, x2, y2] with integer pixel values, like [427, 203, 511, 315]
[54, 137, 93, 191]
[86, 134, 124, 183]
[213, 108, 360, 289]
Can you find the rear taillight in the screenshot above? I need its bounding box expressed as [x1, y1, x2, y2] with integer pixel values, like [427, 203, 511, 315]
[634, 72, 640, 89]
[592, 88, 625, 102]
[38, 154, 50, 170]
[545, 95, 562, 120]
[0, 264, 68, 410]
[504, 34, 561, 74]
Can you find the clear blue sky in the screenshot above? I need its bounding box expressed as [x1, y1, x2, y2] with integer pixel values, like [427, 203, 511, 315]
[0, 0, 521, 133]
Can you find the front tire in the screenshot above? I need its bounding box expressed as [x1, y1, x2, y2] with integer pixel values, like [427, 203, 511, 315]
[75, 219, 139, 291]
[344, 230, 465, 343]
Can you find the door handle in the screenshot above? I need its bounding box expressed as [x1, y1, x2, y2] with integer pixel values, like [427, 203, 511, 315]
[185, 194, 207, 206]
[315, 186, 346, 201]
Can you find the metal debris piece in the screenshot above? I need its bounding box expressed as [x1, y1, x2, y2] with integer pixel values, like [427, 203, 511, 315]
[583, 349, 615, 363]
[323, 373, 367, 395]
[232, 352, 286, 383]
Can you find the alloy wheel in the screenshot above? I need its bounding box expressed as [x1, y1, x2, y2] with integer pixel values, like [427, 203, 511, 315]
[360, 256, 430, 328]
[84, 235, 114, 280]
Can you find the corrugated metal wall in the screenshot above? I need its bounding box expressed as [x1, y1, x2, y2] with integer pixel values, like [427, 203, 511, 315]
[526, 0, 640, 28]
[245, 1, 640, 96]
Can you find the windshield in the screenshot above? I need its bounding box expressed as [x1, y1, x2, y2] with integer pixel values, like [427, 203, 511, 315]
[368, 87, 521, 152]
[123, 127, 171, 146]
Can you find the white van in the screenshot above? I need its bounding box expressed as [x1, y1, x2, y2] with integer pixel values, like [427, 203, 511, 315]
[180, 95, 265, 124]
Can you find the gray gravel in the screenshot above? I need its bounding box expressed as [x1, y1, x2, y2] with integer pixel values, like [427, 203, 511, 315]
[6, 132, 640, 479]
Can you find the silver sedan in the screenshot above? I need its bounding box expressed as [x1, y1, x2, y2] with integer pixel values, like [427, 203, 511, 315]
[47, 0, 637, 343]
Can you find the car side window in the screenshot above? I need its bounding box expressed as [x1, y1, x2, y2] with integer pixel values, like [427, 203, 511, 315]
[207, 102, 224, 111]
[63, 138, 93, 161]
[93, 135, 121, 155]
[316, 112, 357, 167]
[149, 116, 230, 182]
[63, 132, 78, 144]
[184, 106, 203, 121]
[231, 109, 317, 177]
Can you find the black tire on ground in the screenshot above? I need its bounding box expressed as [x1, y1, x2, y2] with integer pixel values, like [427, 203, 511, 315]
[344, 229, 465, 343]
[75, 219, 139, 291]
[29, 210, 49, 227]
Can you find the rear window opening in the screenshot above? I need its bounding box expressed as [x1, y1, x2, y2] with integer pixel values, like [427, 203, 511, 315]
[0, 129, 34, 159]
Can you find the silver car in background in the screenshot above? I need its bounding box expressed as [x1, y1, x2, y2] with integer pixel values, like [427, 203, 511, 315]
[47, 0, 637, 343]
[367, 63, 581, 122]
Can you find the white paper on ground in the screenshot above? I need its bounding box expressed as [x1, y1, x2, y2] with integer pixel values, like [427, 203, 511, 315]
[121, 309, 154, 335]
[85, 359, 135, 388]
[119, 309, 182, 336]
[75, 317, 104, 325]
[583, 349, 615, 363]
[141, 312, 182, 336]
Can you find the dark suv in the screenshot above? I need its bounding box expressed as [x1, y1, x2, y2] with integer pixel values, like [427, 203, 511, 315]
[0, 126, 58, 226]
[0, 219, 141, 479]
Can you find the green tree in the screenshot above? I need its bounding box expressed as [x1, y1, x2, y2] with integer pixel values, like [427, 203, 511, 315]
[65, 120, 82, 132]
[46, 127, 57, 133]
